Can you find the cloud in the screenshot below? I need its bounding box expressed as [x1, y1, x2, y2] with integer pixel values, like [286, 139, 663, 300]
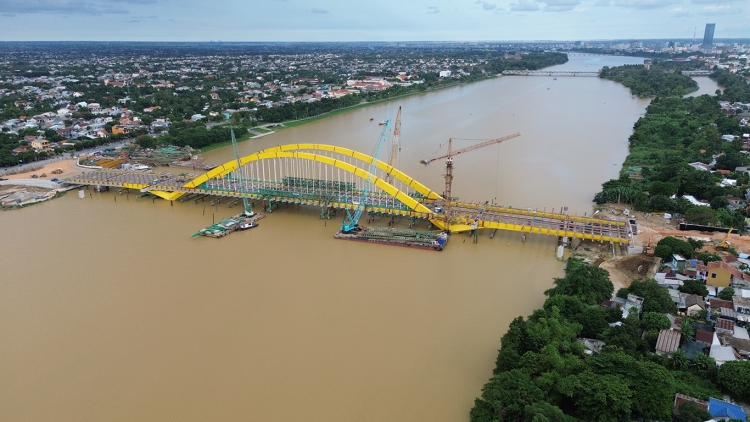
[700, 4, 740, 14]
[2, 0, 130, 15]
[691, 0, 740, 3]
[541, 0, 580, 11]
[593, 0, 610, 5]
[510, 0, 540, 11]
[109, 0, 156, 4]
[614, 0, 678, 9]
[427, 6, 440, 13]
[3, 13, 17, 17]
[311, 7, 328, 13]
[475, 1, 498, 10]
[668, 6, 692, 16]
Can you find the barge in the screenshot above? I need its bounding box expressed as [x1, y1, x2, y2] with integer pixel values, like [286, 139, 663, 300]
[192, 212, 265, 238]
[334, 226, 448, 251]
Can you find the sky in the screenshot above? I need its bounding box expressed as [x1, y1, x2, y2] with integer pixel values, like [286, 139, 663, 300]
[0, 0, 748, 42]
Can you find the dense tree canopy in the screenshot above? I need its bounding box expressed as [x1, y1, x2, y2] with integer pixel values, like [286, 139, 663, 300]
[545, 258, 614, 305]
[600, 65, 698, 98]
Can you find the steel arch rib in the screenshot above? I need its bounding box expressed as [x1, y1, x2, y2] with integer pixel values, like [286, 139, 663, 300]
[156, 150, 436, 216]
[258, 144, 443, 200]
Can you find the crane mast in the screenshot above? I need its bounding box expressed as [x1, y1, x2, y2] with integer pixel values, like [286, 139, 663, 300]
[387, 106, 402, 184]
[420, 132, 520, 231]
[341, 120, 391, 233]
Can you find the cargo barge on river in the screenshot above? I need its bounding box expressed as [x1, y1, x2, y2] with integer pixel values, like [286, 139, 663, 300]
[334, 226, 449, 251]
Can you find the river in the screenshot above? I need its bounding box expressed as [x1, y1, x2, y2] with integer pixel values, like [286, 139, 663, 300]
[0, 54, 649, 422]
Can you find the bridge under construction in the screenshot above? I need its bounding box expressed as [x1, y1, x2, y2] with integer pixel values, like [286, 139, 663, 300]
[65, 143, 631, 245]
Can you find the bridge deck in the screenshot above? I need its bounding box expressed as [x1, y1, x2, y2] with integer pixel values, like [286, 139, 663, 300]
[502, 70, 600, 77]
[65, 170, 630, 243]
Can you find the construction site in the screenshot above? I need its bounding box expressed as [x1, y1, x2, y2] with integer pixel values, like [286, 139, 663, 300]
[63, 107, 634, 251]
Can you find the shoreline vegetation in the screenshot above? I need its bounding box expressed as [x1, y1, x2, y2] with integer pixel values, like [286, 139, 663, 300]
[469, 66, 750, 421]
[153, 52, 569, 153]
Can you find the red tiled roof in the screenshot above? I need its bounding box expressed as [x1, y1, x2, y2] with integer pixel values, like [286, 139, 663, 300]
[710, 298, 734, 310]
[717, 318, 735, 332]
[695, 329, 713, 344]
[707, 261, 743, 279]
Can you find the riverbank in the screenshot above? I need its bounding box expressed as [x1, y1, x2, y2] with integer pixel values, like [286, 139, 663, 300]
[200, 78, 496, 153]
[1, 158, 82, 180]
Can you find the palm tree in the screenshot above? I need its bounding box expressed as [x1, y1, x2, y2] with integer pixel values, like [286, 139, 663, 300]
[669, 349, 689, 370]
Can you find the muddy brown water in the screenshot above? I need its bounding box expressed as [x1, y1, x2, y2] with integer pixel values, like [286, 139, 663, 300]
[2, 55, 657, 421]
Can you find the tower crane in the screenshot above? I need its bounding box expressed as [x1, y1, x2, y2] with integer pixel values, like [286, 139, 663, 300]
[386, 106, 402, 185]
[341, 119, 391, 233]
[420, 132, 520, 231]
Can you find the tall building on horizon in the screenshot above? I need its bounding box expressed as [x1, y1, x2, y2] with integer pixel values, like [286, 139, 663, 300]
[702, 23, 716, 47]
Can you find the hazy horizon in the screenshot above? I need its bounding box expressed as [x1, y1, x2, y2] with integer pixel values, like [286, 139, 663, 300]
[1, 0, 747, 42]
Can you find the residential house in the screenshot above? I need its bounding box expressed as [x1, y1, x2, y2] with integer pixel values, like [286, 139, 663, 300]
[710, 332, 737, 365]
[29, 139, 51, 152]
[655, 329, 682, 355]
[733, 295, 750, 325]
[708, 398, 747, 421]
[716, 318, 735, 335]
[612, 294, 645, 318]
[577, 338, 606, 355]
[710, 298, 735, 311]
[673, 394, 709, 416]
[695, 328, 714, 345]
[111, 125, 129, 135]
[689, 162, 712, 171]
[671, 254, 687, 272]
[682, 293, 706, 316]
[707, 261, 744, 288]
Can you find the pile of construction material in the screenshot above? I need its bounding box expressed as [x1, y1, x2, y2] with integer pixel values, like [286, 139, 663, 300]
[0, 186, 57, 208]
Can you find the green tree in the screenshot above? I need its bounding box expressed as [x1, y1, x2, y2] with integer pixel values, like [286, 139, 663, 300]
[640, 312, 670, 332]
[655, 237, 694, 259]
[685, 207, 718, 225]
[558, 371, 633, 422]
[654, 244, 672, 260]
[680, 279, 708, 297]
[669, 349, 690, 370]
[697, 252, 722, 264]
[676, 401, 713, 422]
[622, 279, 678, 314]
[718, 361, 750, 401]
[475, 369, 545, 421]
[710, 196, 729, 210]
[681, 322, 696, 341]
[719, 287, 735, 301]
[545, 258, 614, 305]
[523, 401, 574, 422]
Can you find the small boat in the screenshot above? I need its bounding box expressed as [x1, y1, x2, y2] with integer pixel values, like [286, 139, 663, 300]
[369, 118, 374, 121]
[237, 222, 258, 230]
[378, 121, 386, 125]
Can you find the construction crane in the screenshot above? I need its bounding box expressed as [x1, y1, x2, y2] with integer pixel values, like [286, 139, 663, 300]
[420, 132, 520, 230]
[716, 228, 734, 251]
[341, 120, 391, 233]
[386, 106, 402, 185]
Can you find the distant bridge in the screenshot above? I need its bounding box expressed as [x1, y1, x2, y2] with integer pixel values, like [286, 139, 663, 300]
[65, 144, 630, 243]
[502, 70, 600, 77]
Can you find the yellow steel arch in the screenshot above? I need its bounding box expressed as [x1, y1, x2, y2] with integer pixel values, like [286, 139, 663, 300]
[152, 150, 436, 216]
[256, 144, 443, 200]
